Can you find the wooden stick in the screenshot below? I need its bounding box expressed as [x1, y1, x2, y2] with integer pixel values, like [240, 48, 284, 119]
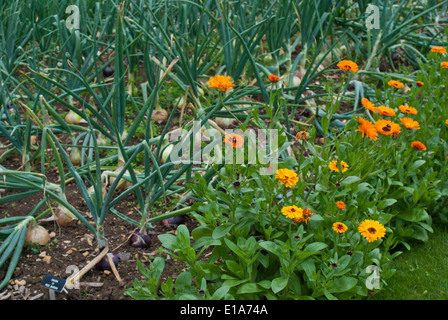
[107, 253, 124, 286]
[65, 245, 109, 289]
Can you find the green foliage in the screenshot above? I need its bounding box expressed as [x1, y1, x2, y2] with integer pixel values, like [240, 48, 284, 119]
[1, 0, 448, 300]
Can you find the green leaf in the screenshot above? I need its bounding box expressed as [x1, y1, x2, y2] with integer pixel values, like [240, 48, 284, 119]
[271, 276, 288, 294]
[237, 283, 263, 294]
[174, 272, 193, 294]
[259, 241, 283, 256]
[378, 198, 397, 210]
[223, 278, 249, 288]
[321, 114, 329, 136]
[397, 207, 429, 222]
[328, 276, 358, 293]
[258, 280, 271, 290]
[191, 225, 213, 241]
[305, 242, 328, 253]
[212, 286, 230, 300]
[212, 224, 233, 240]
[323, 288, 338, 300]
[225, 260, 243, 277]
[410, 225, 429, 242]
[340, 176, 361, 186]
[158, 233, 178, 251]
[177, 224, 191, 247]
[409, 160, 426, 173]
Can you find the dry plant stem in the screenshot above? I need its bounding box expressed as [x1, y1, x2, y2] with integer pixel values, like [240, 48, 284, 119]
[65, 245, 109, 289]
[107, 253, 124, 286]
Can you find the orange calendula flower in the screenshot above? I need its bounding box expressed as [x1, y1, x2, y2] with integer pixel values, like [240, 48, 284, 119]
[268, 74, 280, 82]
[374, 119, 401, 136]
[328, 160, 349, 173]
[361, 98, 377, 113]
[411, 141, 426, 150]
[376, 105, 396, 116]
[446, 119, 448, 125]
[333, 222, 348, 234]
[441, 62, 448, 69]
[275, 168, 299, 188]
[400, 117, 420, 130]
[416, 81, 424, 86]
[431, 46, 447, 53]
[387, 80, 404, 88]
[281, 205, 303, 221]
[356, 117, 378, 141]
[358, 219, 386, 242]
[208, 75, 235, 92]
[294, 207, 315, 224]
[337, 60, 359, 72]
[398, 105, 417, 115]
[336, 201, 346, 210]
[295, 130, 310, 142]
[224, 133, 243, 148]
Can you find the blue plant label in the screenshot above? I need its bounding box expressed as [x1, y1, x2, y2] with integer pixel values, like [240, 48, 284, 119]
[40, 273, 67, 292]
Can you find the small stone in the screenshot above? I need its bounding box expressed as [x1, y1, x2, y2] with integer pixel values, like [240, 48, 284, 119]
[15, 280, 26, 286]
[117, 252, 131, 261]
[43, 256, 51, 264]
[82, 251, 89, 257]
[103, 270, 111, 275]
[38, 251, 47, 258]
[49, 232, 56, 238]
[64, 240, 71, 244]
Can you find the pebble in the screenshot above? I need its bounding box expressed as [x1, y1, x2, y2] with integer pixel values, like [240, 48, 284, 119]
[118, 252, 131, 261]
[15, 280, 26, 286]
[43, 256, 51, 264]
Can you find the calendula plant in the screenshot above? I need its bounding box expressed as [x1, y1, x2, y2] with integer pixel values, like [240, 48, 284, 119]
[129, 43, 448, 299]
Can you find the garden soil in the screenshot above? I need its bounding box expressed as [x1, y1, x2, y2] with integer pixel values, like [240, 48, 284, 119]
[0, 159, 194, 300]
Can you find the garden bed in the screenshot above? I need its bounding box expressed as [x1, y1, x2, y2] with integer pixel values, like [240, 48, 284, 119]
[0, 160, 194, 300]
[1, 0, 448, 301]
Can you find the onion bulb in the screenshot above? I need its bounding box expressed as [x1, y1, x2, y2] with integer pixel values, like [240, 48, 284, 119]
[96, 252, 119, 271]
[65, 110, 83, 124]
[103, 66, 114, 78]
[292, 76, 301, 87]
[25, 222, 50, 246]
[161, 215, 186, 227]
[175, 95, 186, 109]
[87, 185, 107, 202]
[128, 228, 152, 248]
[151, 108, 168, 123]
[109, 167, 140, 191]
[54, 205, 78, 227]
[161, 144, 173, 164]
[70, 147, 82, 166]
[215, 117, 236, 128]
